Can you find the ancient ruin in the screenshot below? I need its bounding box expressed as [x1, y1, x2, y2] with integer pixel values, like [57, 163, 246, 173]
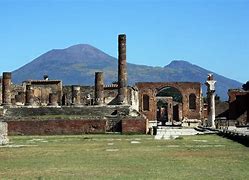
[205, 74, 216, 128]
[2, 33, 246, 139]
[136, 82, 203, 127]
[0, 121, 8, 145]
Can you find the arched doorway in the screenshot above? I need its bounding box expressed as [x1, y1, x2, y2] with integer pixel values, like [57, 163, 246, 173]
[156, 86, 183, 125]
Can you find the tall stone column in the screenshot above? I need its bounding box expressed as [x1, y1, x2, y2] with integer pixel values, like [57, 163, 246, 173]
[2, 72, 12, 106]
[25, 84, 34, 106]
[117, 34, 128, 105]
[205, 74, 216, 128]
[95, 72, 104, 105]
[48, 93, 58, 106]
[72, 86, 81, 106]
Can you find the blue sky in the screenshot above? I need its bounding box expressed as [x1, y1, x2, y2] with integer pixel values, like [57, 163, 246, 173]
[0, 0, 248, 83]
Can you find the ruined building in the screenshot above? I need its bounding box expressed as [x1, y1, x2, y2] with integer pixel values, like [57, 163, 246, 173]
[227, 89, 249, 125]
[0, 34, 210, 136]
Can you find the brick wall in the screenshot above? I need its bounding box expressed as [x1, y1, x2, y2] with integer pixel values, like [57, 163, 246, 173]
[136, 82, 202, 121]
[7, 119, 106, 135]
[121, 118, 147, 134]
[228, 90, 249, 125]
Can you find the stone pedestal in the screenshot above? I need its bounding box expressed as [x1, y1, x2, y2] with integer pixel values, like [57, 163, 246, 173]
[25, 84, 34, 106]
[0, 121, 9, 145]
[48, 93, 58, 106]
[117, 34, 128, 105]
[72, 86, 81, 106]
[2, 72, 12, 106]
[95, 72, 104, 105]
[205, 74, 216, 128]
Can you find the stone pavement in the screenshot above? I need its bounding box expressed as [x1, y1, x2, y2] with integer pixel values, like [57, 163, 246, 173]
[155, 127, 204, 140]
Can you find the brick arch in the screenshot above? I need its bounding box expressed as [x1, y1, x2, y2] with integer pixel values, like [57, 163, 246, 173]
[156, 86, 183, 103]
[155, 84, 185, 97]
[135, 82, 202, 121]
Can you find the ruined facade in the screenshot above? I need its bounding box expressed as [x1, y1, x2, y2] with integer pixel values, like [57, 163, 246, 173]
[135, 82, 203, 126]
[0, 34, 210, 136]
[0, 34, 146, 135]
[228, 89, 249, 125]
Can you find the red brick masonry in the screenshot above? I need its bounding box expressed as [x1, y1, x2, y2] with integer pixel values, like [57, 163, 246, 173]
[7, 119, 106, 135]
[121, 118, 147, 134]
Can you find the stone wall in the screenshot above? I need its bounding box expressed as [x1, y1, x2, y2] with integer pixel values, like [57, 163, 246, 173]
[0, 121, 8, 145]
[3, 105, 147, 135]
[3, 106, 130, 119]
[7, 119, 106, 135]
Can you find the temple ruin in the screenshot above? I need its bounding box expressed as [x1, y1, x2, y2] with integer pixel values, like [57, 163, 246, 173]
[0, 34, 227, 137]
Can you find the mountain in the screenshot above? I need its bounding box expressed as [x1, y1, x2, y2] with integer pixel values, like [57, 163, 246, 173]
[12, 44, 242, 100]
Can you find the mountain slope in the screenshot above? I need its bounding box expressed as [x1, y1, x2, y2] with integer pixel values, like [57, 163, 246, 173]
[12, 44, 242, 100]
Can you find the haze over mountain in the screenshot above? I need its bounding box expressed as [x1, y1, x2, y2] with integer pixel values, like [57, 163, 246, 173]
[12, 44, 242, 100]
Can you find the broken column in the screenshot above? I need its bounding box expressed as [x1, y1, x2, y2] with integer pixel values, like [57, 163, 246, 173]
[0, 121, 9, 145]
[205, 74, 216, 128]
[2, 72, 12, 106]
[95, 72, 104, 105]
[15, 92, 25, 105]
[25, 84, 34, 106]
[71, 85, 81, 106]
[48, 93, 58, 106]
[117, 34, 128, 105]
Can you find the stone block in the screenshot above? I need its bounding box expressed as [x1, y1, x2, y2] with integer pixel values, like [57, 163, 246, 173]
[0, 121, 9, 145]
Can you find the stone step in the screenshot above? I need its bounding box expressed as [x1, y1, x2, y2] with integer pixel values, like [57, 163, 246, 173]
[155, 127, 202, 140]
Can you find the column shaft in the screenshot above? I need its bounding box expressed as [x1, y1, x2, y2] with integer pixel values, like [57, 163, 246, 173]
[72, 86, 81, 106]
[118, 34, 128, 104]
[95, 72, 104, 105]
[25, 84, 34, 106]
[2, 72, 12, 106]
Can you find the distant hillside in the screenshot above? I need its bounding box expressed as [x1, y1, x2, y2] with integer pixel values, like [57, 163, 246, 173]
[12, 44, 242, 100]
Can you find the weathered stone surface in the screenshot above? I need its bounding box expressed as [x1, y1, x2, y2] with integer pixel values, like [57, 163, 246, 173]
[205, 74, 216, 128]
[155, 127, 203, 140]
[3, 106, 130, 118]
[121, 118, 147, 134]
[23, 80, 62, 106]
[136, 82, 202, 121]
[0, 121, 9, 145]
[7, 119, 106, 135]
[71, 86, 81, 106]
[48, 93, 59, 106]
[228, 89, 249, 125]
[95, 72, 104, 105]
[117, 34, 128, 105]
[2, 72, 12, 106]
[25, 84, 34, 106]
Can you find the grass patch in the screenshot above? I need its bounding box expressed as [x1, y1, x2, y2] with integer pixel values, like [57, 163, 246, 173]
[0, 134, 249, 179]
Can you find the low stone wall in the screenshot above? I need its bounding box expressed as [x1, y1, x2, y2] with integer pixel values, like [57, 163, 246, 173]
[7, 119, 106, 135]
[121, 118, 147, 134]
[3, 106, 130, 118]
[3, 106, 148, 135]
[0, 121, 9, 145]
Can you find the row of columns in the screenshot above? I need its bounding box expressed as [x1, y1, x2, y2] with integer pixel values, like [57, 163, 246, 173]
[1, 34, 128, 106]
[1, 72, 105, 106]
